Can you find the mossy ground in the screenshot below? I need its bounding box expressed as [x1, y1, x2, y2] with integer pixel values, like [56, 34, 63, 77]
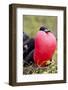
[23, 50, 57, 74]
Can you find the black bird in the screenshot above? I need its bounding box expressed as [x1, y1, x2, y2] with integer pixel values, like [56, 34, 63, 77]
[23, 26, 50, 66]
[23, 32, 34, 66]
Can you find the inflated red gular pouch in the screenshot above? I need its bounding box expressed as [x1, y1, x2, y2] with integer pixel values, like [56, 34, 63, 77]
[33, 26, 57, 67]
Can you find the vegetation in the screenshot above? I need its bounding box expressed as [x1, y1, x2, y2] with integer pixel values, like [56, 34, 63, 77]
[23, 15, 57, 38]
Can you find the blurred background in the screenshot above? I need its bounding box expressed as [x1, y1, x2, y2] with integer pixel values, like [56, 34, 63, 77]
[23, 15, 57, 38]
[23, 15, 57, 74]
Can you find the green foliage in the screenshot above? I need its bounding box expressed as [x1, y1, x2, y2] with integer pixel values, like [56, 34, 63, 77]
[23, 15, 57, 38]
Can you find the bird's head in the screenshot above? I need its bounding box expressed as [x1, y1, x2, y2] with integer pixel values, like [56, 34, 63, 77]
[40, 26, 50, 32]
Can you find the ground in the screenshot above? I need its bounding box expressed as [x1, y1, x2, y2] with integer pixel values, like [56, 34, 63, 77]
[23, 50, 57, 74]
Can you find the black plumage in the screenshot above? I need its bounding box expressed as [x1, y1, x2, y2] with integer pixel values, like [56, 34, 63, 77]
[23, 32, 34, 66]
